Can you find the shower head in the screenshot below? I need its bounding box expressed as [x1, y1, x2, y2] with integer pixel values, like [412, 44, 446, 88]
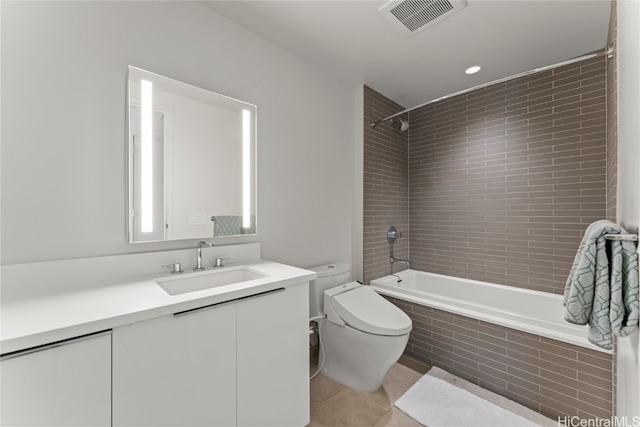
[390, 117, 409, 132]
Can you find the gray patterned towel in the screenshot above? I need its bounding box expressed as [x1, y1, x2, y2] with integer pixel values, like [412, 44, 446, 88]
[564, 220, 639, 350]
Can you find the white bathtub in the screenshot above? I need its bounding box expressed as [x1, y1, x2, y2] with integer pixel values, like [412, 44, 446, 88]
[370, 269, 610, 354]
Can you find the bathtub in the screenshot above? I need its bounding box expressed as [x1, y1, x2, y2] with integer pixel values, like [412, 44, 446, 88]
[370, 269, 609, 354]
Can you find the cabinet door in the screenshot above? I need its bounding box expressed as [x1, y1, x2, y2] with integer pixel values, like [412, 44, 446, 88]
[112, 302, 236, 427]
[237, 284, 310, 426]
[0, 332, 111, 427]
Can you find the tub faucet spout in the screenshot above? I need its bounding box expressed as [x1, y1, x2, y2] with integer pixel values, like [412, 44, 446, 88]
[390, 256, 410, 267]
[389, 256, 410, 275]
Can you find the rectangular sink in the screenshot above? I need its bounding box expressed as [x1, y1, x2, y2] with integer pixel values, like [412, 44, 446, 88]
[155, 267, 267, 296]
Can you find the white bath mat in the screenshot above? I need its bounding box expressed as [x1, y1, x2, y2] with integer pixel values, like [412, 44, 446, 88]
[394, 367, 555, 426]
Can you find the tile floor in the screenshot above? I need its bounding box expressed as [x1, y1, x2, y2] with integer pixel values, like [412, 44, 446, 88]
[309, 358, 430, 427]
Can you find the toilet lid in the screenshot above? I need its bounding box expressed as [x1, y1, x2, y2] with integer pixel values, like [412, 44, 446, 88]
[329, 286, 412, 336]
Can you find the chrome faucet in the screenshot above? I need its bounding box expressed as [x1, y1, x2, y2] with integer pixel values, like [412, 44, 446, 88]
[195, 241, 213, 271]
[389, 256, 410, 275]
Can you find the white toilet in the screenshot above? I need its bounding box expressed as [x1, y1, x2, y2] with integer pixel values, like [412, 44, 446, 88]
[309, 263, 412, 392]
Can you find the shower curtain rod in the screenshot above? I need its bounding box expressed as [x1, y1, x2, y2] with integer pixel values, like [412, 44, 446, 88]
[370, 46, 613, 129]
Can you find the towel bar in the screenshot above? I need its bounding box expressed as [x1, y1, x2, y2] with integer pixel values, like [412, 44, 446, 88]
[604, 234, 638, 242]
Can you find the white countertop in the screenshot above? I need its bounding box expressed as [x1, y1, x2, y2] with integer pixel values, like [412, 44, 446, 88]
[1, 259, 316, 355]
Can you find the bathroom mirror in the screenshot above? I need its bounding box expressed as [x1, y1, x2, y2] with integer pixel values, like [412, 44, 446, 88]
[127, 66, 257, 243]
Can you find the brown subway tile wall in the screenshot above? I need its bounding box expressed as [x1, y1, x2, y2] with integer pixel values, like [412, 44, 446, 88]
[363, 86, 409, 285]
[408, 57, 607, 294]
[385, 296, 613, 420]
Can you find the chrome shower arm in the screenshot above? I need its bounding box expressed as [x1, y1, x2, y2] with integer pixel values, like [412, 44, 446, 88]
[370, 110, 408, 129]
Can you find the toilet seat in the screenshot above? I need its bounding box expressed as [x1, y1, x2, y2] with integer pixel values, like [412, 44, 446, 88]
[327, 283, 412, 336]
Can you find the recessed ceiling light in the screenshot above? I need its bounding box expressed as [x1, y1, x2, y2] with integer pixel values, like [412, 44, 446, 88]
[465, 65, 481, 75]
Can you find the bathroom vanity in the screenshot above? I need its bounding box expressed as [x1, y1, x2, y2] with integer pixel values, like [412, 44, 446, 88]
[0, 67, 313, 426]
[112, 282, 307, 426]
[0, 244, 315, 427]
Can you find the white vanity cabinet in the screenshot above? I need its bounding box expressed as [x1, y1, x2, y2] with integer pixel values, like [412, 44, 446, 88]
[0, 331, 112, 427]
[112, 301, 237, 427]
[237, 283, 309, 426]
[112, 282, 310, 427]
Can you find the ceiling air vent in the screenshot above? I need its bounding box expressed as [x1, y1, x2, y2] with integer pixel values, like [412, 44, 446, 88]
[379, 0, 467, 37]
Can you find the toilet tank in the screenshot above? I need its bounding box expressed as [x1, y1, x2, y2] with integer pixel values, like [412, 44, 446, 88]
[308, 263, 351, 319]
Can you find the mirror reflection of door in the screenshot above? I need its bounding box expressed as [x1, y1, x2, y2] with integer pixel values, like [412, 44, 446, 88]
[127, 66, 257, 243]
[131, 106, 166, 242]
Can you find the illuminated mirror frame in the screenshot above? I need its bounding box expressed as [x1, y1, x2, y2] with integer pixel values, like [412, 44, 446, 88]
[126, 66, 257, 243]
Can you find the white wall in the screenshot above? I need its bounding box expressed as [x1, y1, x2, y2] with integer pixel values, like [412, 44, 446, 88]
[0, 1, 356, 269]
[352, 86, 364, 283]
[615, 0, 640, 419]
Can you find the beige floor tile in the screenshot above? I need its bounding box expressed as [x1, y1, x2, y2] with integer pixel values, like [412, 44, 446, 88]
[361, 363, 425, 410]
[372, 407, 423, 427]
[309, 389, 362, 426]
[381, 363, 425, 403]
[358, 387, 393, 413]
[309, 390, 345, 427]
[309, 362, 423, 427]
[311, 371, 346, 403]
[327, 389, 389, 426]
